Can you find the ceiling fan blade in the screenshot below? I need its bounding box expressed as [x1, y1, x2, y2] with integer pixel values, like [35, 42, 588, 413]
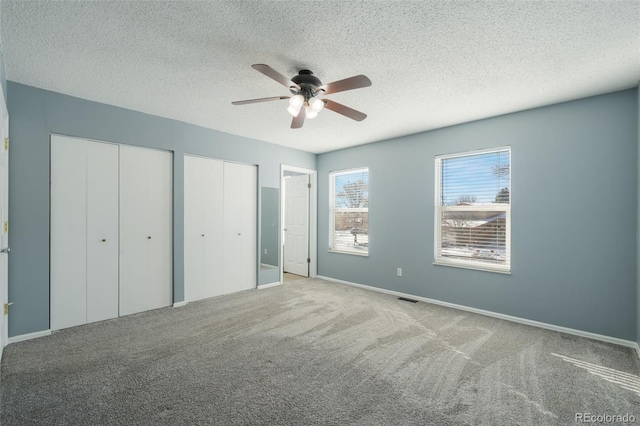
[316, 75, 371, 95]
[291, 106, 306, 129]
[232, 96, 289, 105]
[252, 64, 301, 91]
[323, 99, 367, 121]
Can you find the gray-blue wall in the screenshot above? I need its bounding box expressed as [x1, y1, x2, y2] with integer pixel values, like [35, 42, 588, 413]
[318, 89, 638, 341]
[637, 83, 640, 347]
[7, 81, 315, 337]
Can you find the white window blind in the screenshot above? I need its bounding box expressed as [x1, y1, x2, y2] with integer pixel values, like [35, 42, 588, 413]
[329, 167, 369, 255]
[435, 148, 510, 273]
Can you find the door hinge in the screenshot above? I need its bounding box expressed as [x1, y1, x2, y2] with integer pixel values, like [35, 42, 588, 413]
[3, 221, 7, 233]
[307, 183, 311, 189]
[4, 302, 12, 315]
[307, 257, 311, 263]
[4, 138, 8, 150]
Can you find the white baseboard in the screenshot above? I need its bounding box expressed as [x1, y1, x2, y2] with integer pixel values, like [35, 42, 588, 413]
[317, 275, 637, 350]
[173, 301, 187, 308]
[258, 281, 282, 290]
[8, 329, 52, 344]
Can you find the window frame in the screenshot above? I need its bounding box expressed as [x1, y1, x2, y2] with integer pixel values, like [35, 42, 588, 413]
[328, 167, 369, 256]
[434, 147, 511, 274]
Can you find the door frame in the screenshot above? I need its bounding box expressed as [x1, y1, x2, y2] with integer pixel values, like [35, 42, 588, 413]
[280, 165, 316, 283]
[0, 84, 7, 354]
[283, 174, 310, 277]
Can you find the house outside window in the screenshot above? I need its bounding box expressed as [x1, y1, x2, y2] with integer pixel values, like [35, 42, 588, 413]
[329, 167, 369, 255]
[435, 147, 510, 273]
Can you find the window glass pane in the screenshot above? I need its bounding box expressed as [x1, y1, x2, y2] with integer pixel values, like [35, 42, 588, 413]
[435, 148, 510, 272]
[440, 210, 507, 265]
[333, 170, 369, 209]
[330, 168, 369, 255]
[332, 211, 368, 253]
[441, 150, 510, 206]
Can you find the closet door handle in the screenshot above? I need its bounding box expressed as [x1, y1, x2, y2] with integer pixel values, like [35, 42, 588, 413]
[101, 239, 106, 242]
[201, 234, 205, 237]
[147, 236, 152, 239]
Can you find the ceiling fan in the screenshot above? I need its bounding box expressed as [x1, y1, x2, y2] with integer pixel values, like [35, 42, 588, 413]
[232, 64, 372, 129]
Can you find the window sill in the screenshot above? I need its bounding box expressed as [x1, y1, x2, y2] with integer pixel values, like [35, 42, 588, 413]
[329, 249, 369, 257]
[434, 260, 511, 275]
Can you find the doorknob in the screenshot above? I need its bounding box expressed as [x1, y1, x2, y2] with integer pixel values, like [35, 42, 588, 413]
[283, 229, 288, 232]
[101, 239, 106, 242]
[237, 233, 241, 236]
[147, 236, 152, 239]
[0, 247, 10, 254]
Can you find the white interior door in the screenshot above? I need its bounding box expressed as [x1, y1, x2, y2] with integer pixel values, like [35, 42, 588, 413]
[284, 175, 309, 277]
[86, 142, 119, 323]
[223, 162, 257, 294]
[184, 155, 224, 302]
[50, 136, 89, 329]
[119, 146, 173, 316]
[0, 94, 8, 349]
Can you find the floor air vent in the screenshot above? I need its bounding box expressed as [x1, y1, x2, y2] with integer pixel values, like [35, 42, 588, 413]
[398, 297, 418, 303]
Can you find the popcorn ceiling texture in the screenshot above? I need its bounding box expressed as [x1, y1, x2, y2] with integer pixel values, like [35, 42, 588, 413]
[1, 1, 638, 153]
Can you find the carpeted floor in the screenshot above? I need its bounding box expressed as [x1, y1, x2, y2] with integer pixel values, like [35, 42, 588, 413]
[1, 277, 639, 425]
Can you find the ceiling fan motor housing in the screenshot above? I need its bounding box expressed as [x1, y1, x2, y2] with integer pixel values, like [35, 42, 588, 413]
[291, 70, 322, 99]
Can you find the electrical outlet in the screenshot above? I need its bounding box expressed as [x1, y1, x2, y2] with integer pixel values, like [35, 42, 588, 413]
[397, 268, 402, 277]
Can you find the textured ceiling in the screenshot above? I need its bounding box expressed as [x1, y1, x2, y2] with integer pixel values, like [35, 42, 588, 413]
[1, 1, 639, 154]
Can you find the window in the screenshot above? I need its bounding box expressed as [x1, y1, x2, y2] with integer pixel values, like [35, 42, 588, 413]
[329, 167, 369, 255]
[435, 148, 510, 273]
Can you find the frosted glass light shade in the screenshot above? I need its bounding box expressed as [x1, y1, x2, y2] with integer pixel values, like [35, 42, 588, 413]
[308, 97, 324, 112]
[289, 95, 304, 108]
[306, 107, 318, 119]
[287, 105, 302, 117]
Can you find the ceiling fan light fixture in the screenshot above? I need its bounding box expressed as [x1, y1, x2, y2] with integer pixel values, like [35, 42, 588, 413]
[289, 94, 304, 108]
[232, 64, 371, 129]
[305, 107, 319, 119]
[308, 97, 324, 112]
[287, 104, 302, 117]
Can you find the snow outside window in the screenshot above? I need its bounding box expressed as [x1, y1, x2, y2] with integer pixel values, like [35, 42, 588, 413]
[435, 148, 511, 273]
[329, 167, 369, 255]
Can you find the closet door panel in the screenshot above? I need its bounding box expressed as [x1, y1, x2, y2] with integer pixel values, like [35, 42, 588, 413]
[145, 149, 173, 310]
[223, 162, 257, 294]
[184, 156, 207, 302]
[50, 136, 88, 330]
[119, 146, 148, 316]
[204, 159, 224, 298]
[119, 146, 172, 316]
[184, 156, 224, 302]
[86, 142, 119, 323]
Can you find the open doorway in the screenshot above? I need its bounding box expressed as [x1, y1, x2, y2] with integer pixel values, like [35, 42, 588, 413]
[281, 165, 316, 283]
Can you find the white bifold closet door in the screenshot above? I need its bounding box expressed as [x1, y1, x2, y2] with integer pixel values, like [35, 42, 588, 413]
[184, 155, 224, 302]
[50, 135, 119, 330]
[184, 157, 256, 301]
[119, 145, 173, 316]
[223, 161, 257, 294]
